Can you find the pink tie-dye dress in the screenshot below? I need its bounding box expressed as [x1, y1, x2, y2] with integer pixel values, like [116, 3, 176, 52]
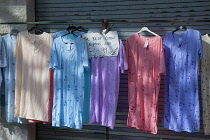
[126, 33, 165, 134]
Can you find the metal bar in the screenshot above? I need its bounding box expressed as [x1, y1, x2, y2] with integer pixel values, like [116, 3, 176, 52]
[0, 19, 210, 24]
[107, 19, 210, 23]
[0, 20, 103, 24]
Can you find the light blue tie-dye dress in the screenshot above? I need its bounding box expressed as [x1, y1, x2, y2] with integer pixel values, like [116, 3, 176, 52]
[50, 35, 89, 129]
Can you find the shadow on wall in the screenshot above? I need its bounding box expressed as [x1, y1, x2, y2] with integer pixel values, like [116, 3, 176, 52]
[0, 6, 27, 34]
[0, 112, 35, 140]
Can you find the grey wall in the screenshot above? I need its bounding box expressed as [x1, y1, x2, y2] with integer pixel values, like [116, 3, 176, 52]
[35, 0, 210, 139]
[0, 0, 27, 33]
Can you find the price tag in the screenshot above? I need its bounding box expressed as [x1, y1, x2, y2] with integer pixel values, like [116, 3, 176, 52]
[143, 41, 149, 48]
[67, 44, 71, 50]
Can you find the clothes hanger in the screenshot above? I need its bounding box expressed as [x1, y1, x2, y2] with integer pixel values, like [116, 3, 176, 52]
[75, 26, 89, 38]
[61, 25, 78, 43]
[66, 25, 77, 32]
[76, 26, 88, 32]
[138, 27, 158, 36]
[10, 26, 19, 35]
[62, 25, 78, 37]
[28, 24, 44, 35]
[172, 25, 187, 33]
[61, 29, 78, 38]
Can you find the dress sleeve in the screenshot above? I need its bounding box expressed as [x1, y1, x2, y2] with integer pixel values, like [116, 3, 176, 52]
[197, 32, 203, 60]
[118, 39, 128, 73]
[0, 36, 7, 67]
[49, 40, 59, 69]
[52, 33, 58, 40]
[82, 39, 89, 68]
[159, 38, 166, 76]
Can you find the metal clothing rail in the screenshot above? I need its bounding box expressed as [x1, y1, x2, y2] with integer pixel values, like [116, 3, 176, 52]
[0, 20, 102, 24]
[0, 19, 210, 24]
[108, 19, 210, 23]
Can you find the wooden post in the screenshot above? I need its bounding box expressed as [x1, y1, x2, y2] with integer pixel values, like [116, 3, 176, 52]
[106, 127, 109, 140]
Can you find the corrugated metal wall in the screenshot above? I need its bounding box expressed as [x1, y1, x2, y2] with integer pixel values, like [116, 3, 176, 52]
[35, 0, 210, 139]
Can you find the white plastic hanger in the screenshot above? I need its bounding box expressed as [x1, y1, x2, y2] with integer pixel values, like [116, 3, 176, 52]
[138, 27, 158, 36]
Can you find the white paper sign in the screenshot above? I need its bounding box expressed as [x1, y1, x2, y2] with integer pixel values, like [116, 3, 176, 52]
[82, 31, 119, 57]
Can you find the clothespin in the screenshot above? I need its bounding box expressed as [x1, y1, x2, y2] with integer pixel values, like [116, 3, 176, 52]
[102, 20, 114, 34]
[102, 20, 108, 29]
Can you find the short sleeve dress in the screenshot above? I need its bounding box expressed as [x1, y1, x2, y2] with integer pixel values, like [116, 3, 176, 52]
[50, 36, 89, 129]
[163, 29, 202, 132]
[200, 34, 210, 135]
[90, 40, 128, 129]
[2, 34, 27, 123]
[14, 31, 52, 122]
[126, 33, 165, 134]
[52, 30, 91, 123]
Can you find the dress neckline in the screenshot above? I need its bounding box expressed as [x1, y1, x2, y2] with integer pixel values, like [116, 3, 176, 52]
[60, 35, 81, 45]
[136, 33, 161, 44]
[26, 31, 46, 45]
[171, 29, 188, 47]
[59, 36, 82, 52]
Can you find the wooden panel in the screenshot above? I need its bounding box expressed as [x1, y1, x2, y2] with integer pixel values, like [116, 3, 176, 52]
[36, 0, 210, 140]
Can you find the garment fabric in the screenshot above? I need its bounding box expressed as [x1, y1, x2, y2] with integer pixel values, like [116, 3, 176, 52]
[82, 67, 91, 123]
[52, 30, 68, 40]
[164, 29, 202, 132]
[28, 69, 54, 124]
[53, 30, 91, 123]
[0, 36, 7, 86]
[0, 35, 7, 118]
[14, 31, 52, 122]
[50, 36, 89, 129]
[28, 33, 55, 124]
[90, 40, 128, 129]
[126, 33, 165, 134]
[2, 34, 27, 123]
[201, 34, 210, 135]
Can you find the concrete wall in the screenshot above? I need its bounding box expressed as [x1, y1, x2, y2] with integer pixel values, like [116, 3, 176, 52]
[0, 115, 36, 140]
[0, 0, 36, 140]
[0, 0, 35, 34]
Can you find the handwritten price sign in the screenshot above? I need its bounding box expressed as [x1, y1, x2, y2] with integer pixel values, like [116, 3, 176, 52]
[82, 31, 119, 57]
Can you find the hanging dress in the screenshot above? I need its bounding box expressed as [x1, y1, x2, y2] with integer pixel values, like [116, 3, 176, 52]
[14, 31, 52, 122]
[200, 34, 210, 135]
[50, 36, 89, 129]
[90, 40, 128, 129]
[126, 33, 165, 134]
[53, 30, 91, 123]
[2, 34, 27, 123]
[163, 29, 202, 132]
